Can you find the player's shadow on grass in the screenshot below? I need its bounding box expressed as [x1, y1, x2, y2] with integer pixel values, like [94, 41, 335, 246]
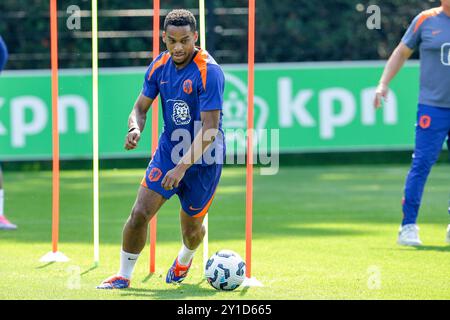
[412, 245, 450, 253]
[394, 245, 450, 253]
[120, 281, 220, 299]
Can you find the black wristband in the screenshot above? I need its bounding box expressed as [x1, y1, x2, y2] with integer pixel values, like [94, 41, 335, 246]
[128, 127, 139, 133]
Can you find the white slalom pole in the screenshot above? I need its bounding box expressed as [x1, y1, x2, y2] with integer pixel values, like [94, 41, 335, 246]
[199, 0, 209, 274]
[92, 0, 100, 266]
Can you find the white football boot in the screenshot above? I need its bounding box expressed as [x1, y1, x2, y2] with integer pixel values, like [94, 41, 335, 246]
[397, 224, 422, 246]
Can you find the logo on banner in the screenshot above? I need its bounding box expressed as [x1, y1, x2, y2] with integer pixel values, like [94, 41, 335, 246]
[222, 73, 269, 149]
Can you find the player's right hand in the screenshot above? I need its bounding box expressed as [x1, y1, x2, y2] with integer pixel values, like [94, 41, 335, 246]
[125, 128, 141, 150]
[374, 83, 388, 109]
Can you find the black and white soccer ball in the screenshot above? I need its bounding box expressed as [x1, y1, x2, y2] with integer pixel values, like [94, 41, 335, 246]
[205, 250, 246, 291]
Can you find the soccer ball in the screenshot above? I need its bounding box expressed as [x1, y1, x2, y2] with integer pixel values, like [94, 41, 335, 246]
[205, 250, 246, 291]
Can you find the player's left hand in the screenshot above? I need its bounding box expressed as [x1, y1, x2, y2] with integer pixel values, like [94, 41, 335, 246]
[161, 167, 186, 190]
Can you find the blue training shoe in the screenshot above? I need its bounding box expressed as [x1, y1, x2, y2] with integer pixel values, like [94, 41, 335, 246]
[96, 275, 130, 289]
[166, 258, 192, 284]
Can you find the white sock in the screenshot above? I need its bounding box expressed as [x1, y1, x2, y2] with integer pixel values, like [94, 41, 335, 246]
[0, 189, 4, 217]
[118, 249, 140, 279]
[177, 243, 196, 266]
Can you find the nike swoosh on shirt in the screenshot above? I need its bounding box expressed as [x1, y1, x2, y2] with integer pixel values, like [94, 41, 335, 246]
[160, 81, 169, 84]
[432, 30, 442, 36]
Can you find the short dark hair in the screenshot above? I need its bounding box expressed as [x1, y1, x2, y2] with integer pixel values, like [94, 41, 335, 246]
[164, 9, 197, 32]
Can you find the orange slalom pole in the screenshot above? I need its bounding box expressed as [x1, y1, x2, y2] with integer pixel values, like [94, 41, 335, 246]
[149, 0, 160, 274]
[245, 0, 256, 278]
[50, 0, 60, 254]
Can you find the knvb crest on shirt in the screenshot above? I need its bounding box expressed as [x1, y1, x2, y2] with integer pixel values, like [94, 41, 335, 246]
[183, 79, 193, 94]
[169, 99, 192, 125]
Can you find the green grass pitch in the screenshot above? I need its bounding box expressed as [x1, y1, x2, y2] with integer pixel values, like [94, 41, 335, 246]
[0, 164, 449, 299]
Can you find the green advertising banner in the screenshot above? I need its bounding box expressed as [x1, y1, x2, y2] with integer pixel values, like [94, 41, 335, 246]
[0, 62, 421, 160]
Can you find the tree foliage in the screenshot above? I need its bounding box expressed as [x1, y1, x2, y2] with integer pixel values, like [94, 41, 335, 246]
[0, 0, 439, 69]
